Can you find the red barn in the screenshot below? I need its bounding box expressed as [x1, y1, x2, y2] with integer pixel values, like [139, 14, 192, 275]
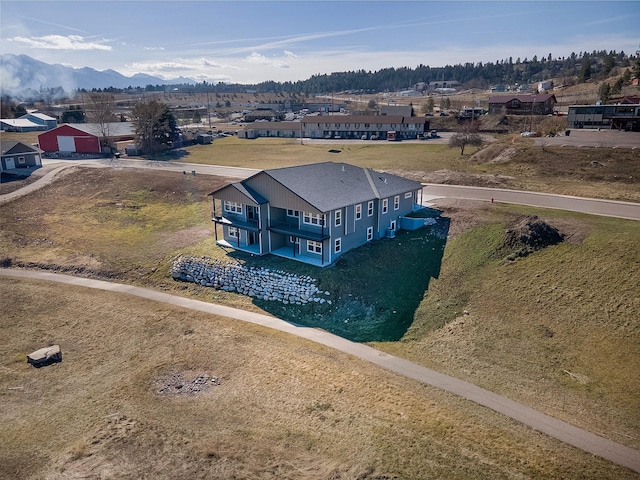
[37, 124, 101, 153]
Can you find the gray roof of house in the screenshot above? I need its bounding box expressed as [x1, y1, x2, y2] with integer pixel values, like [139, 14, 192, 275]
[23, 113, 56, 121]
[67, 122, 135, 137]
[1, 140, 41, 155]
[261, 162, 422, 212]
[209, 182, 269, 205]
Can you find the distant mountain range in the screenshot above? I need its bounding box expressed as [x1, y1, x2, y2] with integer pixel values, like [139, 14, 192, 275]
[0, 54, 194, 99]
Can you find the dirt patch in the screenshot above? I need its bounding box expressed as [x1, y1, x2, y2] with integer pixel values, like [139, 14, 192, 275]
[159, 225, 212, 251]
[468, 145, 520, 164]
[544, 217, 589, 245]
[155, 370, 221, 397]
[430, 198, 495, 238]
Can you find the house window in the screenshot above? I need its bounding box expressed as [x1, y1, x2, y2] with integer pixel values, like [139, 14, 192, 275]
[287, 209, 299, 217]
[364, 123, 370, 128]
[367, 201, 374, 216]
[404, 192, 412, 199]
[394, 195, 400, 210]
[303, 212, 323, 226]
[335, 238, 341, 253]
[18, 156, 26, 164]
[355, 204, 362, 220]
[307, 240, 322, 254]
[390, 220, 396, 231]
[335, 209, 342, 227]
[228, 226, 238, 238]
[511, 99, 520, 108]
[367, 227, 373, 241]
[355, 123, 360, 128]
[224, 201, 242, 214]
[382, 198, 388, 214]
[335, 123, 341, 128]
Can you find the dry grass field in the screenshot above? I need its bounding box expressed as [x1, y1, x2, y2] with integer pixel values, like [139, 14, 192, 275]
[1, 128, 639, 477]
[2, 277, 637, 480]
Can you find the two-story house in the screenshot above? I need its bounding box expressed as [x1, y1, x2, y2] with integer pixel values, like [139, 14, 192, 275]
[209, 162, 424, 266]
[488, 94, 557, 115]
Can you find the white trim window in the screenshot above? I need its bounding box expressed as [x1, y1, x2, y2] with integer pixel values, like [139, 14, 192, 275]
[390, 220, 396, 231]
[18, 156, 26, 164]
[228, 226, 238, 238]
[405, 192, 413, 199]
[303, 212, 323, 226]
[334, 209, 342, 227]
[382, 198, 388, 214]
[334, 238, 341, 253]
[307, 240, 322, 254]
[394, 195, 400, 210]
[355, 204, 362, 220]
[287, 209, 299, 217]
[224, 201, 242, 214]
[367, 200, 374, 217]
[366, 226, 374, 241]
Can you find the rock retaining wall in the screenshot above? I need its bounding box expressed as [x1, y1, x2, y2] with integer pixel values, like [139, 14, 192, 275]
[171, 256, 331, 305]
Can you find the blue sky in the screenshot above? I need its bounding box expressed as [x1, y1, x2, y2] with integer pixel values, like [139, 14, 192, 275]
[1, 1, 639, 84]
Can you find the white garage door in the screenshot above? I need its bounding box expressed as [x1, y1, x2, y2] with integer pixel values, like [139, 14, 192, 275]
[57, 136, 77, 152]
[5, 157, 15, 169]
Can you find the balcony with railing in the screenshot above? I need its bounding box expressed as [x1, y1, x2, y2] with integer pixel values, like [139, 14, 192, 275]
[268, 220, 329, 242]
[211, 214, 259, 232]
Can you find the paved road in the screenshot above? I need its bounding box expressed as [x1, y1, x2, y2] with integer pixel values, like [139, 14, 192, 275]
[2, 268, 639, 473]
[423, 183, 640, 220]
[5, 158, 637, 221]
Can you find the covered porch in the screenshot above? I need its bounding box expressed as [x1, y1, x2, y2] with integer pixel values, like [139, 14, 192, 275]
[216, 239, 261, 255]
[271, 246, 328, 267]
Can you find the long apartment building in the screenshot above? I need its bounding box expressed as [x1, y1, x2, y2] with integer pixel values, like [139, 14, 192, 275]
[239, 114, 429, 140]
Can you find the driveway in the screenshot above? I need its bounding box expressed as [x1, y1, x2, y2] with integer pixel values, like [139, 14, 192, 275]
[1, 268, 639, 473]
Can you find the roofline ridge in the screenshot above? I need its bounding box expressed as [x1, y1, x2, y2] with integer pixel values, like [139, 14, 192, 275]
[363, 167, 380, 199]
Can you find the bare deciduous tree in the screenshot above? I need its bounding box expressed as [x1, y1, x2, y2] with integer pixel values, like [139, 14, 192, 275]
[83, 92, 118, 149]
[448, 123, 483, 155]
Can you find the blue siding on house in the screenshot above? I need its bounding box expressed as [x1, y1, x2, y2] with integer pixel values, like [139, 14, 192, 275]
[209, 162, 423, 267]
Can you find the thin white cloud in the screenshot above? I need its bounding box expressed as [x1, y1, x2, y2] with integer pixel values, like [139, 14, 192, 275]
[8, 35, 111, 51]
[244, 52, 290, 68]
[123, 57, 239, 79]
[283, 50, 297, 59]
[12, 15, 89, 34]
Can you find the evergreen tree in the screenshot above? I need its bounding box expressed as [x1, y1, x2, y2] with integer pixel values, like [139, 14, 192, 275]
[131, 100, 176, 155]
[597, 82, 611, 103]
[578, 54, 592, 82]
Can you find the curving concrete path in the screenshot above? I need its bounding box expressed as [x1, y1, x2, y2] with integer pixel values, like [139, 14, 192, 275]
[2, 268, 639, 473]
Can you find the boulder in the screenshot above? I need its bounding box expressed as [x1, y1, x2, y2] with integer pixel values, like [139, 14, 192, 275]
[27, 345, 62, 367]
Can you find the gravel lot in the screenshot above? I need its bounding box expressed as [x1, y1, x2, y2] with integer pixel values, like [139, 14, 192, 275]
[533, 129, 640, 148]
